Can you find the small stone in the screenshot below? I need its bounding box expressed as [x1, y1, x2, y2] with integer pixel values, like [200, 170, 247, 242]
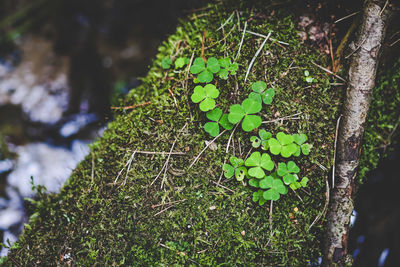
[241, 230, 245, 236]
[209, 206, 216, 210]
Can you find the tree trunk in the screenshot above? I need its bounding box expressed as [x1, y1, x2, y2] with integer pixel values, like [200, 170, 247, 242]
[323, 1, 394, 266]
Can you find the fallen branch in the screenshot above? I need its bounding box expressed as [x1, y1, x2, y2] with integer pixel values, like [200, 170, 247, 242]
[111, 101, 152, 110]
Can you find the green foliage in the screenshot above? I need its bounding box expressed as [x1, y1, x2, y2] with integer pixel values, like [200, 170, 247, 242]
[218, 57, 239, 79]
[190, 57, 220, 83]
[161, 57, 172, 69]
[204, 108, 233, 137]
[223, 156, 248, 181]
[175, 57, 189, 69]
[304, 70, 317, 83]
[250, 129, 272, 149]
[293, 133, 312, 156]
[191, 84, 220, 111]
[228, 98, 262, 132]
[249, 81, 275, 105]
[277, 161, 300, 185]
[245, 151, 274, 178]
[268, 132, 298, 158]
[260, 175, 288, 201]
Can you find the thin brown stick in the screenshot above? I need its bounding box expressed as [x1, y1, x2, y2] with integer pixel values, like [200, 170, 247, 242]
[161, 123, 187, 189]
[226, 123, 239, 153]
[152, 199, 187, 209]
[134, 151, 186, 156]
[334, 11, 360, 24]
[154, 206, 174, 217]
[311, 61, 346, 82]
[188, 129, 227, 169]
[309, 176, 330, 231]
[210, 180, 235, 193]
[111, 101, 152, 110]
[201, 30, 207, 62]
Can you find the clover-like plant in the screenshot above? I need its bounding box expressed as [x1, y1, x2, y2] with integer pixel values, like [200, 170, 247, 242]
[190, 57, 220, 83]
[204, 108, 233, 137]
[277, 161, 300, 185]
[244, 151, 274, 178]
[304, 70, 317, 83]
[293, 133, 312, 156]
[252, 190, 267, 205]
[174, 57, 189, 69]
[191, 84, 220, 111]
[161, 57, 172, 69]
[223, 156, 248, 181]
[268, 132, 297, 158]
[250, 129, 272, 150]
[228, 98, 262, 132]
[289, 177, 309, 190]
[218, 58, 239, 79]
[259, 174, 288, 201]
[249, 81, 275, 105]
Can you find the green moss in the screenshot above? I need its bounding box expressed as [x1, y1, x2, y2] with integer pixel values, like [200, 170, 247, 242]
[3, 2, 343, 266]
[358, 58, 400, 183]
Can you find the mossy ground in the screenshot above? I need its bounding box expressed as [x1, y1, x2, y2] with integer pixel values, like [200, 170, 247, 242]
[2, 2, 345, 266]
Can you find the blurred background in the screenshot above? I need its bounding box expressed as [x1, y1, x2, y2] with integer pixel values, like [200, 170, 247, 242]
[0, 0, 399, 266]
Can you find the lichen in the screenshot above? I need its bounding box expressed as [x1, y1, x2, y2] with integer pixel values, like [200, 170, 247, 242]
[2, 2, 344, 266]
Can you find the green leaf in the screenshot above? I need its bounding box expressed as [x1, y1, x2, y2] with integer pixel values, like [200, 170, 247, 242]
[259, 175, 273, 189]
[263, 189, 280, 201]
[259, 197, 266, 205]
[259, 130, 272, 140]
[283, 173, 296, 185]
[304, 70, 310, 76]
[249, 178, 260, 187]
[204, 84, 219, 98]
[287, 161, 300, 173]
[206, 108, 222, 122]
[300, 177, 309, 187]
[218, 69, 229, 79]
[268, 138, 281, 155]
[262, 88, 275, 104]
[277, 132, 294, 145]
[245, 152, 274, 178]
[191, 85, 206, 103]
[229, 156, 243, 168]
[242, 115, 262, 132]
[301, 144, 311, 155]
[251, 81, 266, 93]
[174, 57, 186, 69]
[252, 191, 260, 202]
[207, 57, 220, 73]
[219, 114, 234, 130]
[204, 122, 219, 137]
[190, 58, 205, 74]
[228, 104, 245, 124]
[293, 133, 307, 145]
[281, 143, 297, 158]
[199, 98, 215, 111]
[228, 62, 238, 72]
[198, 70, 213, 83]
[244, 151, 261, 167]
[250, 136, 261, 148]
[277, 162, 288, 177]
[248, 92, 262, 104]
[219, 58, 231, 68]
[222, 164, 234, 178]
[290, 182, 301, 190]
[242, 98, 262, 114]
[161, 58, 172, 69]
[235, 167, 247, 181]
[305, 77, 314, 83]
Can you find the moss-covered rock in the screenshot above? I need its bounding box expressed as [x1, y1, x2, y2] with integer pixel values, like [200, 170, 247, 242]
[2, 2, 344, 266]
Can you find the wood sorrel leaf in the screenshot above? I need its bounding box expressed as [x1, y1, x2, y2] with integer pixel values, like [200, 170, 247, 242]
[204, 122, 219, 137]
[190, 57, 205, 74]
[207, 57, 220, 73]
[206, 108, 222, 122]
[219, 114, 234, 130]
[228, 104, 245, 124]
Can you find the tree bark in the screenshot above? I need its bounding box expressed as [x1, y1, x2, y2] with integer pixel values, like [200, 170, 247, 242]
[323, 1, 394, 266]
